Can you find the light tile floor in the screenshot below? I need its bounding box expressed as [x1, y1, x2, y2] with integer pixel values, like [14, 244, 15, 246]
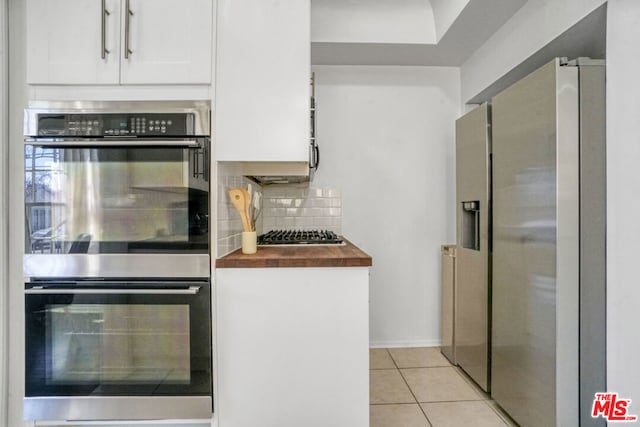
[370, 347, 518, 427]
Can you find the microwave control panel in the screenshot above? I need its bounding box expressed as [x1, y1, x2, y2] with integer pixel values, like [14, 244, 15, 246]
[36, 113, 195, 137]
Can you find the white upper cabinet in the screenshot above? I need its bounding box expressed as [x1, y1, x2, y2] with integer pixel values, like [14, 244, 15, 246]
[27, 0, 122, 84]
[215, 0, 310, 162]
[120, 0, 212, 84]
[27, 0, 213, 85]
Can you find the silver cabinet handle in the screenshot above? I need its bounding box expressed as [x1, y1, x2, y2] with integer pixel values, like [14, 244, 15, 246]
[204, 143, 209, 182]
[192, 148, 207, 179]
[26, 286, 201, 295]
[101, 0, 111, 59]
[26, 139, 202, 148]
[124, 0, 134, 59]
[193, 149, 199, 177]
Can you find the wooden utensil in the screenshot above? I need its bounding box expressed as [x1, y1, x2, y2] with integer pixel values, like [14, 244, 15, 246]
[229, 188, 251, 232]
[247, 184, 255, 230]
[252, 191, 262, 225]
[240, 188, 253, 231]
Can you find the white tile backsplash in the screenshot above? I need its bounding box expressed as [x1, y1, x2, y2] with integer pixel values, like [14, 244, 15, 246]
[261, 185, 342, 234]
[216, 170, 259, 257]
[216, 174, 343, 257]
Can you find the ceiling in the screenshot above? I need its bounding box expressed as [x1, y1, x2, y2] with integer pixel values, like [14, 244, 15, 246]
[311, 0, 528, 66]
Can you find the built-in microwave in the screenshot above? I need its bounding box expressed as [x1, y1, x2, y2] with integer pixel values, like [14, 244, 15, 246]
[23, 101, 211, 278]
[244, 75, 319, 185]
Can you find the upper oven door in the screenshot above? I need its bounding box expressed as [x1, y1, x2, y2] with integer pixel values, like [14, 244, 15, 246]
[24, 280, 212, 398]
[24, 140, 209, 258]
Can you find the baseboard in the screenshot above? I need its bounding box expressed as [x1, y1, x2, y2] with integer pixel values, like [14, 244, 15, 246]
[369, 339, 441, 349]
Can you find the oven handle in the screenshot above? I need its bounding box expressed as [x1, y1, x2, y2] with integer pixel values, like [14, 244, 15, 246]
[25, 140, 202, 148]
[25, 286, 201, 295]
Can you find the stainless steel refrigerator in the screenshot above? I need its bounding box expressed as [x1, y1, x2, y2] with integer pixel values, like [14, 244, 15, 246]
[491, 58, 606, 427]
[455, 103, 492, 393]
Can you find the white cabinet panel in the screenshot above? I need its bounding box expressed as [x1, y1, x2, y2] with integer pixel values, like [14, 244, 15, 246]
[120, 0, 213, 84]
[27, 0, 121, 84]
[215, 0, 310, 162]
[216, 267, 369, 427]
[27, 0, 212, 85]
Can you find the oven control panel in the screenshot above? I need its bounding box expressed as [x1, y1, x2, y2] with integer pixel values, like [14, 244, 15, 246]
[36, 113, 195, 137]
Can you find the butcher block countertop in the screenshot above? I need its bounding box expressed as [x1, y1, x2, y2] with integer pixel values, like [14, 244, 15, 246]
[216, 239, 372, 268]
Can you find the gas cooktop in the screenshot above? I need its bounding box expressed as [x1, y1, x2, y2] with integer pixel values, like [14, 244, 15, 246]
[258, 230, 344, 245]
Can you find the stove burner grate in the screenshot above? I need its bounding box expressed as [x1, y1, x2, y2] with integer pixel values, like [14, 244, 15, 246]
[257, 230, 343, 245]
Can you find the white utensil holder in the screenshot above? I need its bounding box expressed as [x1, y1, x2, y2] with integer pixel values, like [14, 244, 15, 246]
[242, 231, 257, 254]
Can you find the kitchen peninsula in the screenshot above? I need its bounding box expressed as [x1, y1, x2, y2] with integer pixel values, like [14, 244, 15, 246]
[216, 239, 371, 268]
[215, 241, 372, 427]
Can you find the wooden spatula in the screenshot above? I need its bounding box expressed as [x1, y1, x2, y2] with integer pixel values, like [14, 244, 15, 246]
[228, 188, 251, 232]
[240, 188, 253, 231]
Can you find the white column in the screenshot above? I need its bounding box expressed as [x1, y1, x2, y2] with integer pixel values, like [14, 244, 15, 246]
[7, 0, 28, 425]
[606, 0, 640, 403]
[0, 0, 8, 424]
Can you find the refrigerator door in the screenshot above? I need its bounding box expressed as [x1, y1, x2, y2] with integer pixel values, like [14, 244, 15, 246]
[455, 103, 491, 392]
[491, 59, 580, 427]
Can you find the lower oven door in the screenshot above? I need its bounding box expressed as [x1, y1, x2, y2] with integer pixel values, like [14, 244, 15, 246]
[24, 280, 212, 421]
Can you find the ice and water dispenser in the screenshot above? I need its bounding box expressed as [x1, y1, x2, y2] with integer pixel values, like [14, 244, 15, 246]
[461, 201, 480, 251]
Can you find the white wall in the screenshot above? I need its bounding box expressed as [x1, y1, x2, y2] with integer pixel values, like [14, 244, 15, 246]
[0, 0, 8, 425]
[311, 0, 436, 44]
[606, 0, 640, 405]
[312, 66, 460, 347]
[7, 0, 27, 425]
[460, 0, 606, 102]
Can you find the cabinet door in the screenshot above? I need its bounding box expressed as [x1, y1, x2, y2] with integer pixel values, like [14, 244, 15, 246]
[120, 0, 213, 84]
[216, 268, 369, 427]
[27, 0, 121, 84]
[215, 0, 310, 162]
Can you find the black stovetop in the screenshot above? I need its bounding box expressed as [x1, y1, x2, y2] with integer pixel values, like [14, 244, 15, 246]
[257, 230, 343, 245]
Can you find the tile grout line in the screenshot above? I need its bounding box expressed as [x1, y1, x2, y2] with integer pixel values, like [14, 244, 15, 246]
[485, 400, 516, 427]
[369, 365, 415, 405]
[380, 348, 511, 426]
[448, 366, 511, 426]
[383, 364, 453, 370]
[370, 402, 426, 406]
[387, 349, 434, 427]
[415, 398, 494, 404]
[371, 398, 499, 405]
[452, 366, 491, 401]
[397, 365, 487, 403]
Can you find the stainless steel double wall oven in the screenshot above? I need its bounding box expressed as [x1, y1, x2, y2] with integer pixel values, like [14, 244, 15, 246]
[23, 101, 213, 421]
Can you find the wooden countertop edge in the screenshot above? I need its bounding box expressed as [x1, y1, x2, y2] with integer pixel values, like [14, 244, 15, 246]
[216, 239, 373, 268]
